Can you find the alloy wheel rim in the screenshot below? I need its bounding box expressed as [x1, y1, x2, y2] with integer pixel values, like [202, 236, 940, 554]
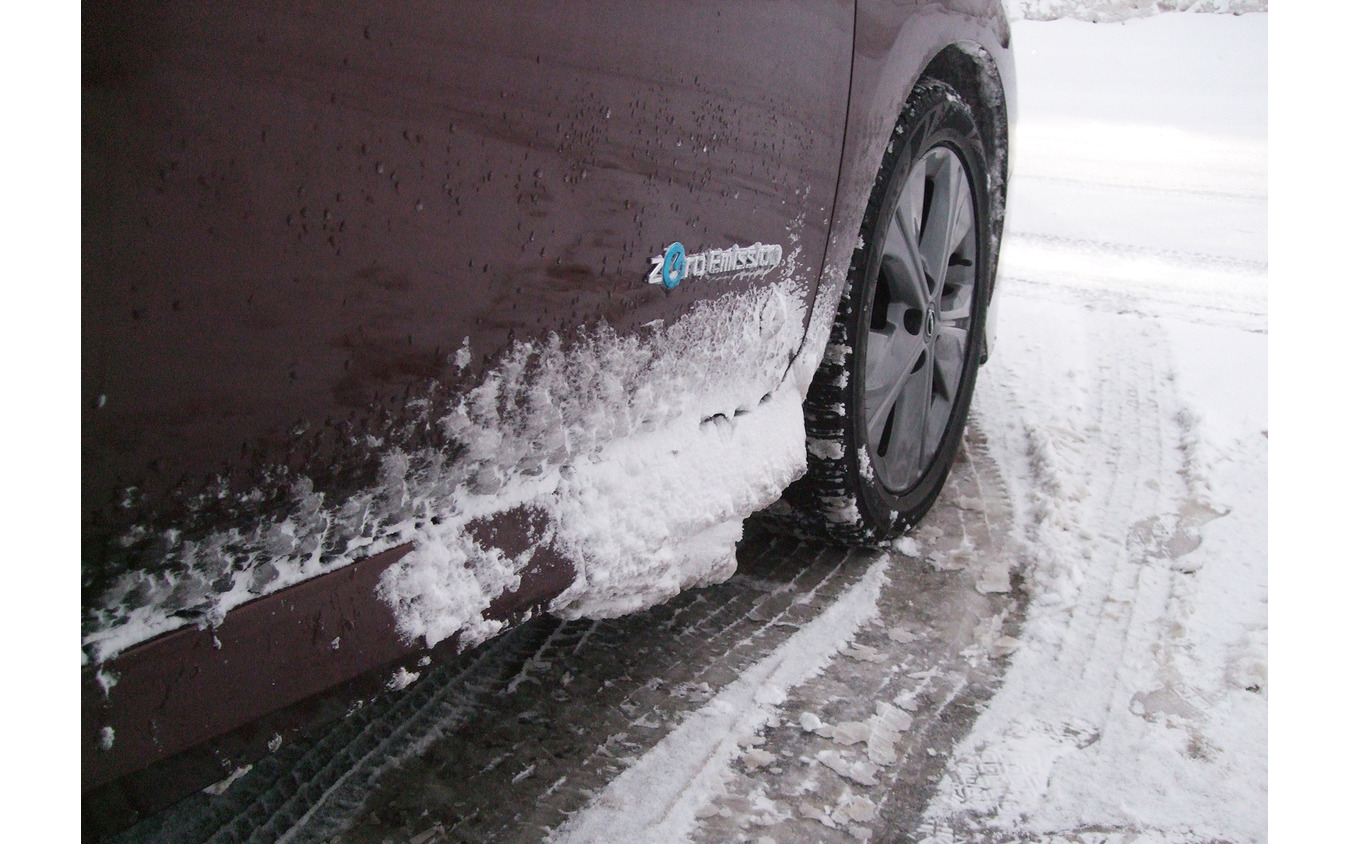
[863, 145, 978, 493]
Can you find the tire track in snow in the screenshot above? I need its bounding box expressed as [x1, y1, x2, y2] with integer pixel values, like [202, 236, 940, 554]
[1006, 232, 1266, 276]
[1064, 318, 1181, 749]
[997, 236, 1267, 332]
[1059, 317, 1166, 692]
[1015, 172, 1265, 202]
[687, 425, 1026, 844]
[297, 535, 877, 844]
[111, 534, 877, 844]
[916, 294, 1239, 843]
[109, 619, 565, 844]
[546, 556, 892, 844]
[497, 541, 869, 843]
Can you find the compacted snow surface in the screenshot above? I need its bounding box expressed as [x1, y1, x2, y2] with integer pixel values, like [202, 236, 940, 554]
[556, 12, 1268, 844]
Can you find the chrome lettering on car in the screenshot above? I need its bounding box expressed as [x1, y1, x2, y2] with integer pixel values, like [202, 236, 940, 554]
[647, 241, 784, 289]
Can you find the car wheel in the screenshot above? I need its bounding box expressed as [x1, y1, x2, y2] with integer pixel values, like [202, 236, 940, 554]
[784, 80, 992, 544]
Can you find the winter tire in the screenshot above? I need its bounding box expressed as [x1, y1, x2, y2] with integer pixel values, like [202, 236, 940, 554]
[782, 80, 993, 544]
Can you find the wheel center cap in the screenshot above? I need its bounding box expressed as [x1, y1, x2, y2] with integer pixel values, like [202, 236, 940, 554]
[925, 309, 938, 339]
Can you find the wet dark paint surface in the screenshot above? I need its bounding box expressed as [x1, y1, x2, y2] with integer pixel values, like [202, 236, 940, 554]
[83, 0, 852, 606]
[82, 506, 577, 820]
[83, 0, 853, 801]
[814, 0, 1014, 325]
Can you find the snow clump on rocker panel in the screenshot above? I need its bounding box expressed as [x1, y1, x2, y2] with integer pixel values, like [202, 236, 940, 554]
[85, 275, 819, 660]
[380, 277, 814, 646]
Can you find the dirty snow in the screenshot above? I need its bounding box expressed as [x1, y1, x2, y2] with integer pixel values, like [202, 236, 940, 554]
[381, 272, 816, 647]
[547, 555, 891, 844]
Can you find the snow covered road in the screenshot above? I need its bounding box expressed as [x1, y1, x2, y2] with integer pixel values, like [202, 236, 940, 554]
[109, 12, 1267, 844]
[999, 12, 1266, 333]
[916, 13, 1268, 842]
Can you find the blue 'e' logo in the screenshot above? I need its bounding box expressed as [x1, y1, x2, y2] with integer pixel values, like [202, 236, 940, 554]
[661, 242, 687, 290]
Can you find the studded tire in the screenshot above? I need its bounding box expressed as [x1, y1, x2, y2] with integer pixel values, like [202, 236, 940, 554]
[778, 80, 994, 545]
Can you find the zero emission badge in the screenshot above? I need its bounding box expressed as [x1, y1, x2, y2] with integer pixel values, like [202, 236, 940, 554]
[647, 241, 784, 290]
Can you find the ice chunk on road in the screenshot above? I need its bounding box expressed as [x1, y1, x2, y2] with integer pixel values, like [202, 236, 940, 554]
[800, 803, 838, 829]
[816, 750, 879, 786]
[831, 721, 871, 746]
[868, 702, 914, 766]
[834, 792, 878, 824]
[742, 749, 776, 771]
[202, 763, 252, 796]
[975, 562, 1013, 594]
[842, 643, 887, 663]
[992, 636, 1020, 658]
[887, 626, 919, 643]
[891, 536, 921, 558]
[928, 549, 969, 572]
[385, 666, 421, 691]
[956, 495, 986, 512]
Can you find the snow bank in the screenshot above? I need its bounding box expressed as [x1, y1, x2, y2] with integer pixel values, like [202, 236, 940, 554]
[1004, 0, 1266, 22]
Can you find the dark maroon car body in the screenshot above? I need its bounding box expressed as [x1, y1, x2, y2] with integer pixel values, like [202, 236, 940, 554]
[83, 0, 1014, 830]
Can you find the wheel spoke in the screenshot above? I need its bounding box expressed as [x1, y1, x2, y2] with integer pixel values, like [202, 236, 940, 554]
[880, 243, 926, 312]
[879, 350, 934, 489]
[864, 326, 926, 441]
[941, 160, 975, 270]
[925, 328, 965, 458]
[865, 390, 896, 455]
[923, 393, 949, 462]
[890, 173, 931, 308]
[931, 327, 966, 402]
[919, 151, 974, 296]
[938, 272, 974, 321]
[864, 323, 925, 391]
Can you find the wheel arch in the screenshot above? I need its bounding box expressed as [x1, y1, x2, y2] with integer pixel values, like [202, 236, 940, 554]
[921, 40, 1011, 246]
[773, 3, 1016, 544]
[794, 2, 1016, 384]
[918, 40, 1014, 361]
